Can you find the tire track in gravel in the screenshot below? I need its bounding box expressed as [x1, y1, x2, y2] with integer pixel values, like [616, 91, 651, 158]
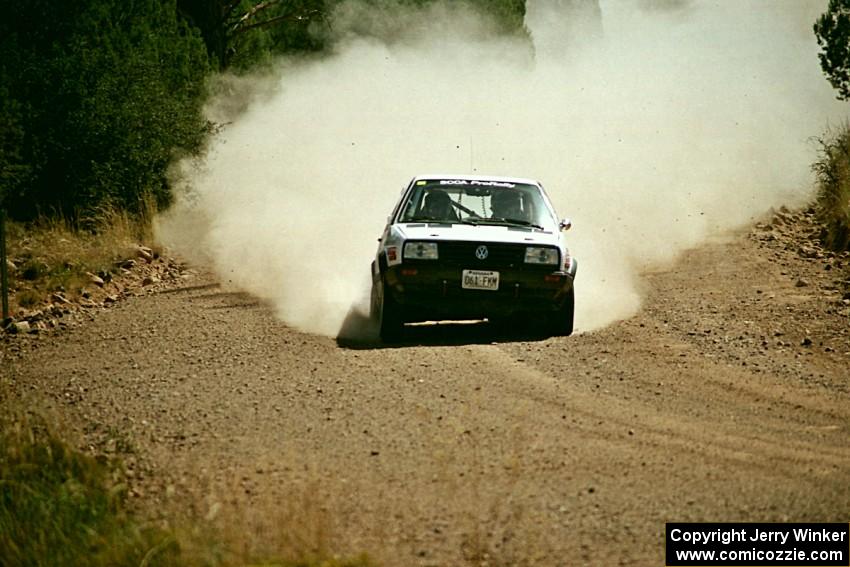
[482, 344, 849, 486]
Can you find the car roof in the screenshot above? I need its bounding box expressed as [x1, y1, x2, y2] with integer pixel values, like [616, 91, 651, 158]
[412, 173, 541, 186]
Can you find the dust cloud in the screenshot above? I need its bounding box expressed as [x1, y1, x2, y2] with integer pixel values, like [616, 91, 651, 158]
[156, 0, 845, 337]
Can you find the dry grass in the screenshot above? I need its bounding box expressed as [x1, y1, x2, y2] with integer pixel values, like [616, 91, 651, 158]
[813, 124, 850, 251]
[0, 408, 378, 567]
[170, 460, 379, 567]
[0, 411, 181, 567]
[3, 206, 155, 314]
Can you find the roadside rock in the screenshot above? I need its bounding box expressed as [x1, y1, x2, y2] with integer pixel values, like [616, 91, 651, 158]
[6, 320, 31, 334]
[87, 272, 105, 287]
[3, 244, 190, 342]
[25, 309, 44, 322]
[137, 247, 154, 263]
[798, 246, 820, 259]
[52, 293, 72, 305]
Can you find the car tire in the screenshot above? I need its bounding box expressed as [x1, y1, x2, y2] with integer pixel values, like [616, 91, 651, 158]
[373, 278, 403, 343]
[550, 288, 575, 336]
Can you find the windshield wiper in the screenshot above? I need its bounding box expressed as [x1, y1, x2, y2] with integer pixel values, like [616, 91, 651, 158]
[404, 216, 453, 223]
[477, 217, 546, 230]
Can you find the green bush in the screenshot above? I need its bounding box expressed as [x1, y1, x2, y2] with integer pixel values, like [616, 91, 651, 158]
[0, 0, 529, 223]
[178, 0, 328, 72]
[813, 125, 850, 251]
[0, 0, 211, 221]
[815, 0, 850, 101]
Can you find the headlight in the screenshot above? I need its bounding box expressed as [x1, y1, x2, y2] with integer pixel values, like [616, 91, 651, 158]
[524, 246, 559, 265]
[404, 241, 438, 260]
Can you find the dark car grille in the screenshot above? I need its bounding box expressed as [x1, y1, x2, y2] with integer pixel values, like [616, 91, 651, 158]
[410, 241, 559, 270]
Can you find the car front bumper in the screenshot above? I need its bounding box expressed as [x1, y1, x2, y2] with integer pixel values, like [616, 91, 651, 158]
[383, 260, 576, 322]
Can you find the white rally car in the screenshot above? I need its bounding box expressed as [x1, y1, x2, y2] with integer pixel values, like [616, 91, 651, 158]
[370, 174, 577, 342]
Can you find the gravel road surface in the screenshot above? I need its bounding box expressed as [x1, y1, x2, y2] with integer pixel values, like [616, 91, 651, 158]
[3, 212, 849, 566]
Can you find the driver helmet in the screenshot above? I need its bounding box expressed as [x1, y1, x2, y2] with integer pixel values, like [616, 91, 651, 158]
[490, 190, 524, 219]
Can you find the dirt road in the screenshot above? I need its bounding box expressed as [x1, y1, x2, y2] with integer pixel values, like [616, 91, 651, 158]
[3, 211, 850, 566]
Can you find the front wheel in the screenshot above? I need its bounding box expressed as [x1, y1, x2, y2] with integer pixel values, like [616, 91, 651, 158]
[549, 288, 575, 336]
[371, 278, 403, 343]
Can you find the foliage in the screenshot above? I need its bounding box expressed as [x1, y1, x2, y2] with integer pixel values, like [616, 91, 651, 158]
[175, 0, 526, 72]
[812, 124, 850, 251]
[815, 0, 850, 100]
[0, 0, 528, 222]
[465, 0, 526, 33]
[330, 0, 526, 34]
[0, 0, 211, 221]
[177, 0, 328, 71]
[0, 86, 30, 210]
[407, 0, 526, 31]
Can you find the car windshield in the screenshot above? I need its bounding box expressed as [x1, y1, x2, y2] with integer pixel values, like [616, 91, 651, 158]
[398, 179, 557, 229]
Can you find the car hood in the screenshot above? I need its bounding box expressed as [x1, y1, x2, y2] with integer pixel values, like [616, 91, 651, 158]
[394, 222, 561, 246]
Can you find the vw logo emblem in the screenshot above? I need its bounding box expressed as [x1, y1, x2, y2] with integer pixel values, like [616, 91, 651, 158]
[475, 245, 489, 260]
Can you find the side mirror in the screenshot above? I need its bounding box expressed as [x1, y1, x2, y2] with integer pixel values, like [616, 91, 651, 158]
[559, 218, 572, 231]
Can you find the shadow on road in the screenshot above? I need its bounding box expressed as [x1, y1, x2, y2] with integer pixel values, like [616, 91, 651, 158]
[154, 285, 260, 310]
[199, 291, 262, 309]
[154, 282, 220, 295]
[336, 305, 551, 350]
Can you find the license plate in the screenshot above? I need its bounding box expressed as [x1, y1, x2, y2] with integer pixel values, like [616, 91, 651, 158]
[462, 269, 500, 291]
